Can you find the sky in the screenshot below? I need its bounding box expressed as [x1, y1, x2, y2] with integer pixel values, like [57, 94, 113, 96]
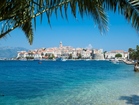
[0, 9, 139, 51]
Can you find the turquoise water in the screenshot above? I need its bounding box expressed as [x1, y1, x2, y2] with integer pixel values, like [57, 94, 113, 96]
[0, 60, 139, 105]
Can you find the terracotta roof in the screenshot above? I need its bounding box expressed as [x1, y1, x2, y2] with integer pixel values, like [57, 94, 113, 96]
[111, 50, 124, 53]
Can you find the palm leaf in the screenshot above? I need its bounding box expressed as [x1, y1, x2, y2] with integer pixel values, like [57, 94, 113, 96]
[21, 20, 33, 45]
[0, 0, 138, 44]
[102, 0, 139, 32]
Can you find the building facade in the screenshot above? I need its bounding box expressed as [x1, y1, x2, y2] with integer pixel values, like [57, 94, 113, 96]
[17, 42, 104, 60]
[105, 50, 128, 59]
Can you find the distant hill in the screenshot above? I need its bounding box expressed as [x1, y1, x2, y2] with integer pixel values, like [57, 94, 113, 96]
[0, 47, 28, 58]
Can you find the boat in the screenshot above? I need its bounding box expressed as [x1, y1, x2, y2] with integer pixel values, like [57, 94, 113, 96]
[123, 60, 135, 65]
[61, 58, 67, 61]
[110, 59, 119, 64]
[19, 58, 27, 61]
[56, 57, 67, 61]
[38, 61, 42, 64]
[56, 57, 62, 61]
[52, 59, 56, 61]
[85, 59, 91, 61]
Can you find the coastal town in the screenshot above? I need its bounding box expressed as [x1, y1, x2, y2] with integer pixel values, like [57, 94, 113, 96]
[17, 42, 129, 61]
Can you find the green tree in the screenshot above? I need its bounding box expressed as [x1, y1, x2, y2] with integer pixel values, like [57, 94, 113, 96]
[104, 51, 107, 59]
[48, 54, 55, 59]
[128, 48, 135, 59]
[41, 53, 44, 57]
[0, 0, 138, 44]
[115, 53, 122, 58]
[68, 54, 72, 59]
[26, 56, 34, 60]
[136, 45, 139, 60]
[78, 53, 82, 59]
[45, 53, 48, 57]
[128, 48, 134, 54]
[128, 46, 139, 60]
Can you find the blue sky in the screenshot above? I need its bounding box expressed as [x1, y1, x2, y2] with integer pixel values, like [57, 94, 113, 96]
[0, 10, 139, 51]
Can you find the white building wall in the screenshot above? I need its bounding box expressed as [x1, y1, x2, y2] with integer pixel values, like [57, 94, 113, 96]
[105, 52, 129, 59]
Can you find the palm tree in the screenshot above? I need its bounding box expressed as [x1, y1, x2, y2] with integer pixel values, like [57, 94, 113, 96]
[136, 45, 139, 60]
[128, 46, 139, 60]
[128, 48, 134, 53]
[128, 48, 135, 59]
[0, 0, 138, 44]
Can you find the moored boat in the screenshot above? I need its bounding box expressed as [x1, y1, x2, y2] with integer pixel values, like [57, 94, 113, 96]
[61, 58, 67, 61]
[56, 57, 67, 61]
[110, 59, 119, 64]
[123, 60, 135, 65]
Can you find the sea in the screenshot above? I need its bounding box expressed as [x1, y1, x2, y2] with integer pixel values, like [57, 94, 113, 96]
[0, 60, 139, 105]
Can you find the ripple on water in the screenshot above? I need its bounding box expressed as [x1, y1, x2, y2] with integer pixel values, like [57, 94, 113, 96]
[0, 61, 139, 105]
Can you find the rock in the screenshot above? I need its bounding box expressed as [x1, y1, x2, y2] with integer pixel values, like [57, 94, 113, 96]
[134, 63, 139, 72]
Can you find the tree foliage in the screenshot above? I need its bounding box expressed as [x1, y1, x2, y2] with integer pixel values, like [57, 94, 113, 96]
[115, 53, 122, 58]
[48, 54, 55, 59]
[128, 45, 139, 60]
[104, 51, 107, 58]
[0, 0, 139, 44]
[77, 53, 82, 59]
[26, 56, 34, 60]
[68, 53, 72, 59]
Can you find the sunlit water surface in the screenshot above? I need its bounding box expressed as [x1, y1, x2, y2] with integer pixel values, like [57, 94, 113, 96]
[0, 60, 139, 105]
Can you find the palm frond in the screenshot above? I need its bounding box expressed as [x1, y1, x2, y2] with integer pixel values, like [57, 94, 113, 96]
[0, 0, 34, 44]
[21, 20, 33, 45]
[76, 0, 108, 33]
[0, 0, 138, 44]
[102, 0, 139, 32]
[122, 0, 139, 32]
[34, 0, 108, 33]
[115, 0, 139, 32]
